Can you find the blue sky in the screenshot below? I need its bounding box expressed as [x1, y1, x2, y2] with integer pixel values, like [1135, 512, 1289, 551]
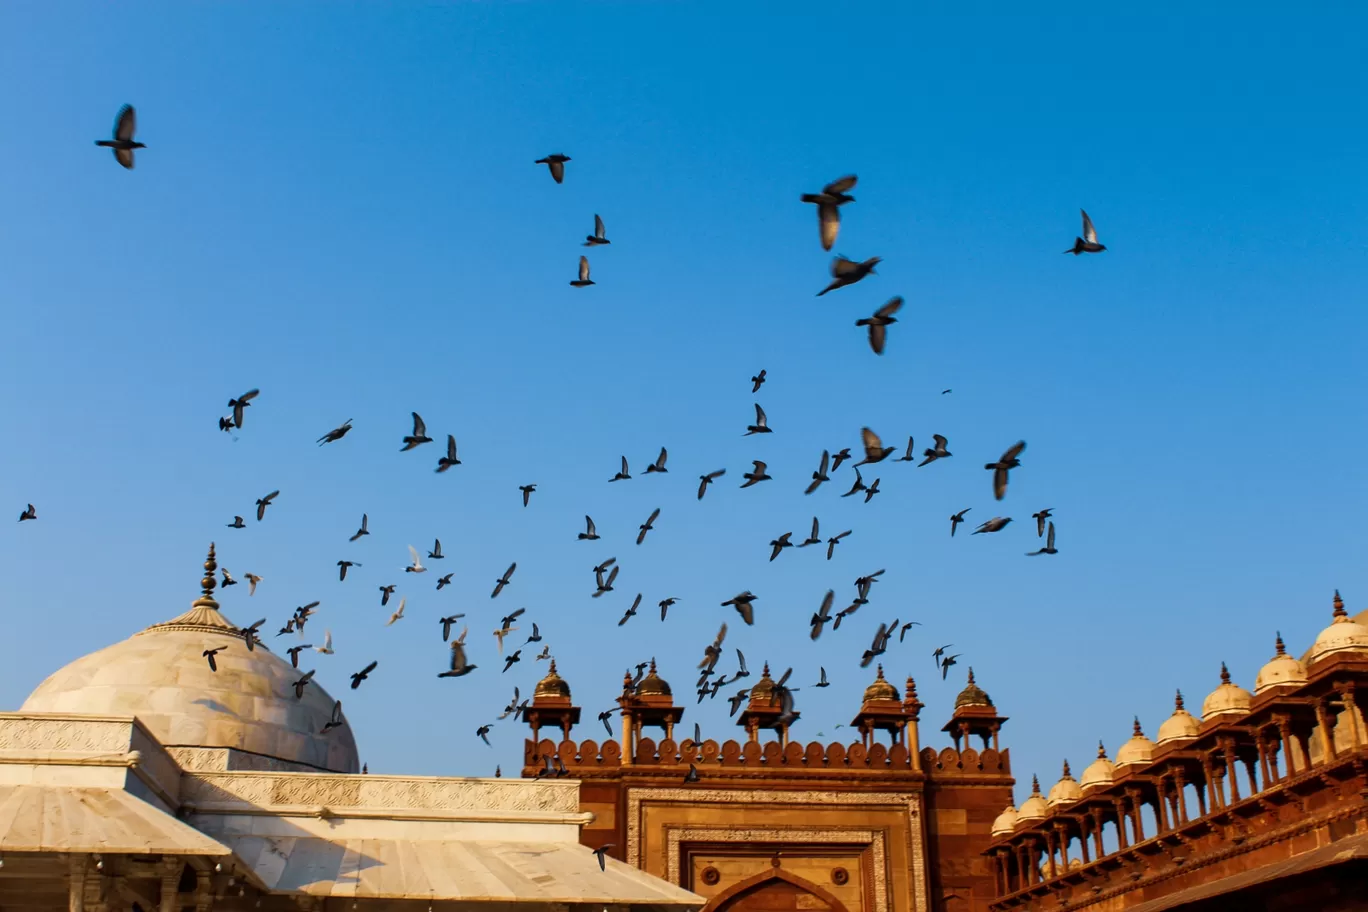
[1, 3, 1365, 788]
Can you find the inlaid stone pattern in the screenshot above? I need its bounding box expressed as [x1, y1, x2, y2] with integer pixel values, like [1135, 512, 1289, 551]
[182, 771, 580, 813]
[0, 715, 133, 754]
[168, 746, 320, 773]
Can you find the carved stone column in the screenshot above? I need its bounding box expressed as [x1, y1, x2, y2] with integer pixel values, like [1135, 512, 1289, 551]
[1314, 697, 1338, 763]
[67, 855, 87, 912]
[159, 858, 181, 912]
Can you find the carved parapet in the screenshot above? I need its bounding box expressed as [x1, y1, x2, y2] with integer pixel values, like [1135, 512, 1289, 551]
[522, 736, 918, 773]
[920, 745, 1011, 775]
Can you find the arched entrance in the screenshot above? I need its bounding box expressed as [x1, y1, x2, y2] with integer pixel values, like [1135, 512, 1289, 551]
[703, 869, 852, 912]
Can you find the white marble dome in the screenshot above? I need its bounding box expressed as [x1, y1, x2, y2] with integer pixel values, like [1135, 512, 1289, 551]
[1305, 591, 1368, 666]
[1156, 690, 1200, 744]
[1201, 663, 1252, 721]
[1255, 634, 1308, 694]
[991, 802, 1020, 837]
[22, 549, 358, 773]
[1016, 775, 1049, 824]
[1114, 718, 1154, 768]
[1046, 761, 1082, 807]
[1079, 742, 1115, 791]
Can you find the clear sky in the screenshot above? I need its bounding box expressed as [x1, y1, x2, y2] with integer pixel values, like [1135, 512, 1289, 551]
[1, 3, 1366, 789]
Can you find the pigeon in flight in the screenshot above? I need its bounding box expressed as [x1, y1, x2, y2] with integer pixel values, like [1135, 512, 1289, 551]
[491, 562, 517, 598]
[239, 619, 266, 652]
[863, 478, 881, 502]
[520, 484, 536, 506]
[856, 296, 903, 355]
[385, 597, 407, 626]
[292, 670, 316, 700]
[799, 517, 822, 547]
[1027, 522, 1058, 556]
[697, 469, 726, 500]
[801, 174, 857, 251]
[286, 644, 311, 668]
[440, 637, 478, 678]
[950, 509, 971, 536]
[570, 256, 595, 287]
[503, 649, 522, 673]
[941, 654, 961, 680]
[349, 514, 370, 541]
[814, 667, 830, 688]
[899, 621, 921, 642]
[721, 592, 757, 626]
[855, 428, 895, 466]
[401, 413, 432, 450]
[826, 530, 852, 560]
[436, 573, 454, 590]
[227, 389, 259, 429]
[610, 456, 631, 482]
[584, 214, 610, 246]
[636, 508, 660, 545]
[840, 470, 867, 498]
[591, 844, 615, 872]
[316, 630, 334, 655]
[535, 153, 570, 184]
[920, 435, 952, 466]
[817, 256, 880, 296]
[830, 448, 853, 472]
[740, 461, 771, 487]
[618, 593, 643, 627]
[658, 597, 679, 621]
[810, 590, 834, 640]
[203, 647, 227, 672]
[1033, 508, 1054, 537]
[350, 661, 378, 689]
[428, 540, 444, 560]
[440, 614, 465, 641]
[524, 622, 542, 644]
[896, 436, 917, 462]
[337, 560, 360, 581]
[321, 700, 346, 734]
[318, 419, 353, 445]
[751, 369, 766, 393]
[226, 516, 245, 528]
[768, 532, 793, 561]
[805, 451, 830, 495]
[744, 404, 772, 435]
[578, 516, 600, 541]
[436, 436, 461, 472]
[379, 585, 396, 606]
[1064, 209, 1106, 255]
[476, 724, 493, 745]
[406, 545, 426, 573]
[244, 573, 261, 595]
[985, 441, 1026, 500]
[592, 564, 619, 597]
[255, 491, 279, 521]
[683, 763, 701, 784]
[95, 104, 145, 169]
[644, 447, 669, 474]
[973, 517, 1013, 534]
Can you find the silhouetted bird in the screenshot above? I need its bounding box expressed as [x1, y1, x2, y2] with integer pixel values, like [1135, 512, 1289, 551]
[610, 456, 631, 482]
[826, 530, 851, 560]
[950, 509, 971, 536]
[350, 661, 378, 689]
[810, 590, 834, 640]
[644, 447, 669, 474]
[227, 389, 259, 429]
[584, 214, 610, 245]
[1065, 209, 1106, 255]
[227, 516, 245, 528]
[202, 647, 226, 672]
[1033, 508, 1054, 537]
[636, 508, 660, 545]
[439, 640, 477, 678]
[491, 563, 516, 598]
[571, 256, 595, 287]
[973, 517, 1012, 534]
[520, 484, 536, 506]
[95, 104, 145, 169]
[856, 296, 902, 354]
[768, 532, 793, 561]
[744, 403, 772, 435]
[805, 450, 830, 495]
[697, 469, 726, 500]
[985, 441, 1026, 500]
[579, 516, 600, 541]
[740, 461, 771, 487]
[350, 513, 369, 541]
[801, 174, 857, 250]
[817, 256, 880, 296]
[535, 153, 570, 184]
[436, 436, 461, 472]
[751, 369, 766, 393]
[897, 436, 916, 462]
[337, 560, 359, 581]
[721, 592, 757, 626]
[255, 490, 279, 521]
[400, 412, 432, 450]
[855, 427, 895, 466]
[1027, 522, 1058, 556]
[920, 434, 952, 466]
[318, 419, 353, 445]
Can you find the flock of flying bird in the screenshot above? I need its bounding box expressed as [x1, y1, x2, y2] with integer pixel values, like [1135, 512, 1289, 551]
[17, 107, 1096, 843]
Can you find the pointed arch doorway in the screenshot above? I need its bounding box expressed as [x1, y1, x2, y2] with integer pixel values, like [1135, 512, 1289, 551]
[703, 869, 853, 912]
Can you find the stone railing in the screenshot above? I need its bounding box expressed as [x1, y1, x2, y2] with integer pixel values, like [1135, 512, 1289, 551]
[523, 736, 923, 772]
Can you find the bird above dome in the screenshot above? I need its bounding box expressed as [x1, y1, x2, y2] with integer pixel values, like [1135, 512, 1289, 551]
[1046, 760, 1082, 807]
[635, 658, 672, 697]
[954, 667, 993, 708]
[1156, 689, 1200, 744]
[534, 658, 572, 700]
[1114, 717, 1154, 767]
[862, 665, 899, 702]
[1201, 662, 1252, 721]
[1306, 590, 1368, 666]
[1255, 632, 1308, 694]
[1079, 741, 1115, 791]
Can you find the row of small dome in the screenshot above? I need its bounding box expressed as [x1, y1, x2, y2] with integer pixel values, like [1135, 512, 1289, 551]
[991, 593, 1368, 838]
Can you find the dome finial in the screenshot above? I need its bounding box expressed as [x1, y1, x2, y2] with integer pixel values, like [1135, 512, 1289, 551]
[1030, 774, 1041, 794]
[875, 664, 885, 680]
[1174, 689, 1185, 710]
[193, 543, 220, 609]
[966, 667, 976, 685]
[649, 657, 658, 674]
[1132, 716, 1143, 737]
[761, 662, 772, 678]
[904, 676, 918, 701]
[1062, 759, 1071, 778]
[548, 658, 558, 674]
[1096, 740, 1106, 758]
[1219, 662, 1231, 685]
[1274, 632, 1286, 656]
[1333, 590, 1347, 619]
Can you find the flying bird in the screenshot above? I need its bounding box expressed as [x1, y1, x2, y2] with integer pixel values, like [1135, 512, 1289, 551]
[840, 470, 867, 498]
[292, 670, 316, 700]
[379, 585, 396, 606]
[337, 560, 360, 581]
[385, 597, 407, 626]
[830, 448, 853, 472]
[491, 563, 517, 598]
[814, 667, 830, 688]
[428, 539, 444, 560]
[227, 389, 260, 429]
[801, 174, 857, 251]
[734, 650, 750, 679]
[350, 661, 378, 689]
[436, 572, 454, 590]
[591, 844, 615, 872]
[584, 214, 610, 245]
[220, 569, 238, 589]
[721, 592, 757, 626]
[941, 654, 961, 680]
[203, 647, 227, 672]
[855, 428, 895, 466]
[826, 530, 852, 560]
[744, 404, 772, 435]
[683, 763, 700, 784]
[476, 724, 493, 745]
[658, 597, 679, 621]
[610, 456, 631, 482]
[751, 369, 767, 393]
[949, 508, 971, 537]
[973, 517, 1013, 534]
[503, 649, 522, 673]
[697, 469, 726, 500]
[524, 622, 542, 644]
[254, 490, 279, 521]
[740, 461, 771, 487]
[899, 621, 921, 642]
[897, 436, 917, 462]
[321, 700, 345, 734]
[636, 508, 660, 545]
[810, 590, 834, 640]
[520, 484, 536, 506]
[570, 256, 595, 287]
[618, 593, 643, 627]
[863, 478, 881, 502]
[578, 516, 600, 541]
[286, 645, 310, 668]
[932, 644, 954, 666]
[592, 564, 619, 597]
[406, 545, 426, 573]
[239, 619, 266, 652]
[535, 153, 570, 183]
[318, 419, 353, 445]
[439, 637, 478, 678]
[436, 436, 461, 472]
[226, 515, 245, 528]
[440, 614, 466, 641]
[799, 517, 822, 547]
[817, 255, 880, 296]
[920, 435, 952, 466]
[985, 441, 1026, 500]
[400, 412, 432, 451]
[854, 569, 884, 598]
[1033, 508, 1054, 537]
[1065, 209, 1106, 255]
[804, 450, 830, 495]
[244, 573, 261, 595]
[856, 296, 903, 355]
[95, 104, 145, 169]
[768, 532, 793, 561]
[644, 447, 669, 474]
[350, 513, 369, 541]
[316, 630, 334, 655]
[1027, 522, 1058, 556]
